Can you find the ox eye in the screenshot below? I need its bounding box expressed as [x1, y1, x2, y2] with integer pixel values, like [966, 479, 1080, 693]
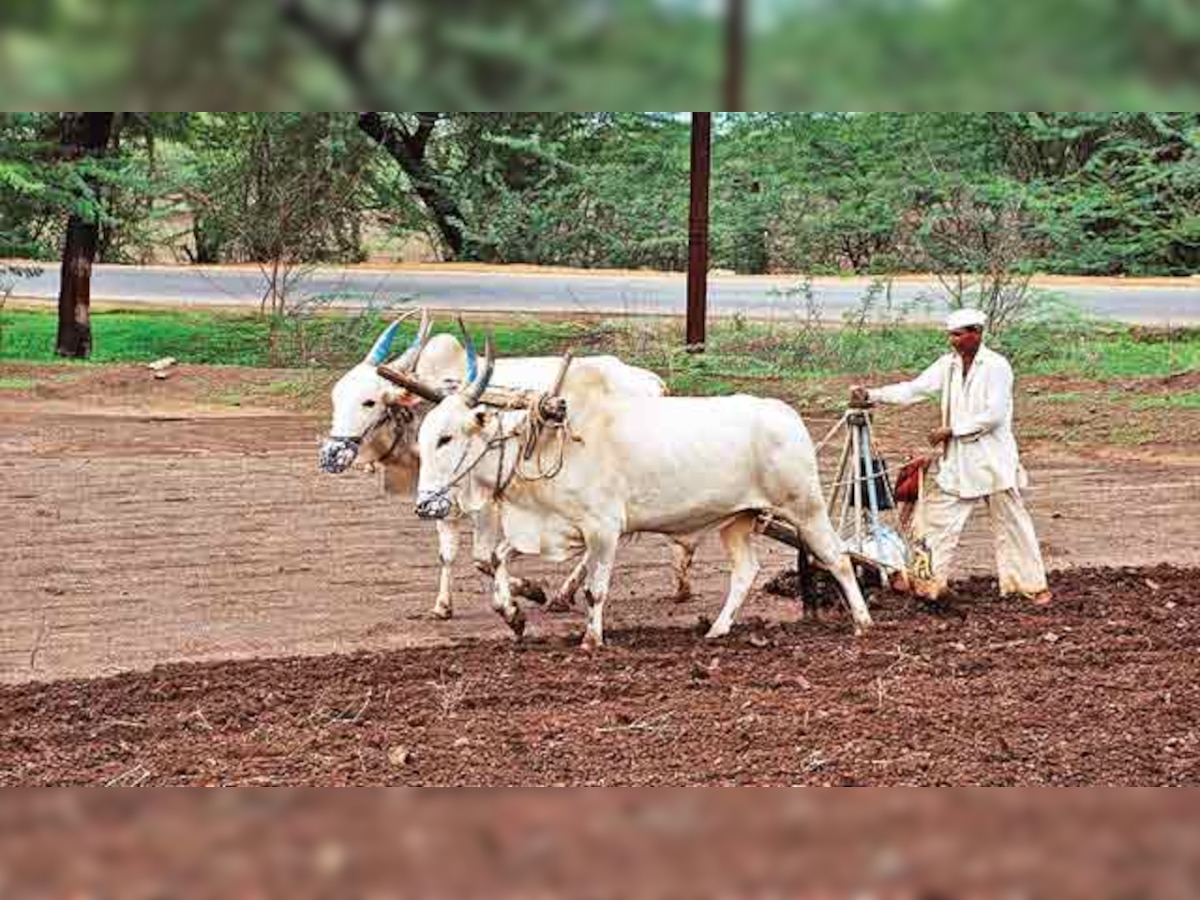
[437, 435, 452, 449]
[362, 399, 376, 408]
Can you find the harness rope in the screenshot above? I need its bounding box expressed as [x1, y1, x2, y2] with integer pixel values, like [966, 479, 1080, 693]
[374, 405, 413, 464]
[423, 392, 576, 506]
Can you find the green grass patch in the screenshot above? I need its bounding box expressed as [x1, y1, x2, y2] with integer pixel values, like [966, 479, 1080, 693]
[1, 309, 271, 365]
[0, 371, 82, 390]
[1130, 392, 1200, 410]
[2, 308, 1198, 398]
[0, 308, 586, 369]
[665, 372, 738, 396]
[1034, 391, 1089, 403]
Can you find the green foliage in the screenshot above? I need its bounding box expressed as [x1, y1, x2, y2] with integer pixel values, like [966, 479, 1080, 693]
[4, 112, 1199, 295]
[993, 113, 1200, 275]
[4, 0, 1200, 110]
[0, 112, 166, 264]
[181, 113, 375, 267]
[380, 111, 1200, 280]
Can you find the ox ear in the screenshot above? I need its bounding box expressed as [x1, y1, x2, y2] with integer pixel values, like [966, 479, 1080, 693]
[385, 387, 424, 409]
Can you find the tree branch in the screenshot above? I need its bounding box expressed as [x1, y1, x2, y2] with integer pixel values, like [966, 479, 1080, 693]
[357, 112, 465, 258]
[277, 0, 383, 105]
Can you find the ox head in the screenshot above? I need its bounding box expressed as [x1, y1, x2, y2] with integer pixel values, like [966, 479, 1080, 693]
[318, 309, 433, 474]
[412, 332, 496, 520]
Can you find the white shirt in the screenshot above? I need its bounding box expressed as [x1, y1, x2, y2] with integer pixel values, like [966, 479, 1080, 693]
[868, 345, 1028, 500]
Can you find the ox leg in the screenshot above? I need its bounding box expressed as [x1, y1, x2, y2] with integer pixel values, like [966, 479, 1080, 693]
[510, 576, 548, 607]
[706, 514, 760, 639]
[581, 536, 619, 651]
[472, 505, 547, 607]
[431, 520, 459, 620]
[548, 561, 587, 613]
[797, 517, 872, 635]
[670, 536, 698, 603]
[489, 540, 527, 639]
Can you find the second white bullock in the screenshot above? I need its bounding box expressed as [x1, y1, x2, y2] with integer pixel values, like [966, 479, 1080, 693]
[412, 338, 873, 648]
[319, 312, 697, 626]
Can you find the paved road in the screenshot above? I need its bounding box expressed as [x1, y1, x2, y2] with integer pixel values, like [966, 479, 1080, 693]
[10, 263, 1200, 323]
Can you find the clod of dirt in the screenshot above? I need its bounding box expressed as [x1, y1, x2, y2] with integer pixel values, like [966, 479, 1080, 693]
[387, 746, 412, 767]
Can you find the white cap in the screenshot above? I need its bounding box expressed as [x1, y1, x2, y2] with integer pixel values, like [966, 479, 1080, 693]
[945, 308, 987, 331]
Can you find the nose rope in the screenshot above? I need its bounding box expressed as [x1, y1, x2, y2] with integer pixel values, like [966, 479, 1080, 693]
[420, 397, 575, 513]
[421, 417, 518, 510]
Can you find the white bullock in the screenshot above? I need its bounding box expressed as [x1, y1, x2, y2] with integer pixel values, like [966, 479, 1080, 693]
[319, 313, 697, 626]
[411, 339, 873, 648]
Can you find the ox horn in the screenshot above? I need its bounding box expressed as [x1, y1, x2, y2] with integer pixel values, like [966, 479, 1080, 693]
[364, 310, 415, 366]
[389, 307, 433, 372]
[462, 333, 495, 407]
[457, 315, 479, 384]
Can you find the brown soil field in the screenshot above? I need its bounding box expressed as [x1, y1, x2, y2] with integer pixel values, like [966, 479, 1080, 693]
[2, 362, 1198, 785]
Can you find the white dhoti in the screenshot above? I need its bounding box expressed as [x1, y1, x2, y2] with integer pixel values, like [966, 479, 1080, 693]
[919, 481, 1049, 598]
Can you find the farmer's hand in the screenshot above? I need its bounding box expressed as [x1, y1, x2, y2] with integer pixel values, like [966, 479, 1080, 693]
[849, 385, 871, 407]
[928, 426, 953, 449]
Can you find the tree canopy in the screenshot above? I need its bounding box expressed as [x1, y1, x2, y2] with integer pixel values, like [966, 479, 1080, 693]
[3, 112, 1198, 277]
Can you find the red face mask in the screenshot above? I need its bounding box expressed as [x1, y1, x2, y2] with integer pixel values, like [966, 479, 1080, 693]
[949, 327, 982, 356]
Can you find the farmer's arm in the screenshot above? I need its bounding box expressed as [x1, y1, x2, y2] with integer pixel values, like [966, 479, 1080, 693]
[864, 357, 948, 406]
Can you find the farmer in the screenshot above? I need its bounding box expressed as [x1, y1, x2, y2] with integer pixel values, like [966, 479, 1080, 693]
[849, 308, 1053, 606]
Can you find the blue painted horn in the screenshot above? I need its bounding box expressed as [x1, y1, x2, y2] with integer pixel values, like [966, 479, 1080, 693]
[366, 319, 404, 365]
[457, 315, 478, 383]
[382, 308, 432, 372]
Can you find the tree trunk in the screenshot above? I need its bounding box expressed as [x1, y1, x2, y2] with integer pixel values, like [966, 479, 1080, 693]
[55, 112, 115, 359]
[357, 112, 466, 259]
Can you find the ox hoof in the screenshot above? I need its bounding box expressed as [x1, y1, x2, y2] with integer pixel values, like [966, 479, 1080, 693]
[672, 588, 692, 605]
[704, 623, 731, 640]
[580, 633, 604, 651]
[507, 610, 527, 640]
[430, 605, 452, 621]
[518, 582, 548, 606]
[546, 594, 575, 613]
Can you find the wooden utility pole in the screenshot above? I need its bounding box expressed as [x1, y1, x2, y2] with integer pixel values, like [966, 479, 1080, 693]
[686, 112, 712, 350]
[724, 0, 744, 111]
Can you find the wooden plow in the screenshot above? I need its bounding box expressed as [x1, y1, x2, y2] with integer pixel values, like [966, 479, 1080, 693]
[754, 407, 911, 613]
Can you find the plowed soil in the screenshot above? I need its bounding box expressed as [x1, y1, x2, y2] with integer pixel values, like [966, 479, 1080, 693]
[2, 566, 1198, 785]
[2, 362, 1199, 785]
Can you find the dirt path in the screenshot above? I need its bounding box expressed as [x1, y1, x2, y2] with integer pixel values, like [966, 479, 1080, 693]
[3, 376, 1199, 685]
